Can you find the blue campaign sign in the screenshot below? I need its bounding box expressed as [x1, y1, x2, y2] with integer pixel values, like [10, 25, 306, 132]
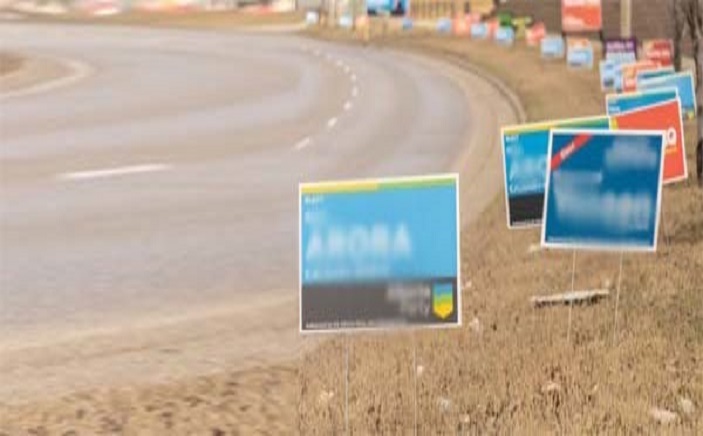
[501, 116, 611, 228]
[638, 72, 697, 120]
[495, 26, 515, 46]
[542, 130, 665, 252]
[600, 59, 623, 91]
[567, 44, 594, 69]
[541, 35, 565, 59]
[470, 22, 489, 39]
[299, 175, 460, 332]
[436, 18, 453, 34]
[367, 0, 409, 16]
[635, 67, 674, 88]
[606, 88, 679, 116]
[338, 15, 353, 29]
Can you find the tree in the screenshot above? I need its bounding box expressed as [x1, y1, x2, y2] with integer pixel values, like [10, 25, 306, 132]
[672, 0, 703, 186]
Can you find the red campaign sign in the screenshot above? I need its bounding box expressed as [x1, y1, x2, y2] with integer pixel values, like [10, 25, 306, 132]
[620, 61, 657, 92]
[486, 18, 500, 38]
[643, 39, 674, 67]
[526, 23, 547, 47]
[612, 99, 688, 184]
[562, 0, 603, 32]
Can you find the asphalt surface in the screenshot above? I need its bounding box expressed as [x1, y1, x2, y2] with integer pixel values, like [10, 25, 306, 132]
[0, 24, 471, 350]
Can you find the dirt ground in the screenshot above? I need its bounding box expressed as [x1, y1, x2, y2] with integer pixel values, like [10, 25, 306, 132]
[16, 10, 304, 30]
[1, 26, 702, 434]
[0, 52, 23, 76]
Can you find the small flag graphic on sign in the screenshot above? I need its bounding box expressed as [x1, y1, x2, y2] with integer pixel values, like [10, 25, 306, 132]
[432, 283, 454, 319]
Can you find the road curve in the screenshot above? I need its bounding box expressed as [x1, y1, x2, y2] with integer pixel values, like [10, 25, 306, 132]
[0, 24, 516, 402]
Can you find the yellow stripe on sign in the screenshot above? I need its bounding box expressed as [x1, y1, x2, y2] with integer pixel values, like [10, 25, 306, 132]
[301, 181, 380, 195]
[502, 116, 610, 135]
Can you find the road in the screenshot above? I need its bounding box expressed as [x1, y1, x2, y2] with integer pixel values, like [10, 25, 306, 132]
[0, 23, 516, 402]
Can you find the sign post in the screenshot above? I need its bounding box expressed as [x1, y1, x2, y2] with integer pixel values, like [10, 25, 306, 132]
[613, 252, 625, 343]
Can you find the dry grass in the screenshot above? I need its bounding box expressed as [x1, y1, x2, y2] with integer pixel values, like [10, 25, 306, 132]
[0, 51, 23, 76]
[296, 32, 703, 434]
[1, 27, 701, 435]
[18, 10, 304, 29]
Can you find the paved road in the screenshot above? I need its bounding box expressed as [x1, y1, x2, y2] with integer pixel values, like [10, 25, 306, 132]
[0, 25, 470, 350]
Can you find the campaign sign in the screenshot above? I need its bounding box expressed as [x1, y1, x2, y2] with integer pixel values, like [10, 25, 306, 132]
[501, 116, 611, 229]
[305, 11, 320, 25]
[495, 26, 515, 47]
[620, 61, 657, 93]
[636, 67, 674, 88]
[470, 22, 489, 39]
[486, 18, 500, 38]
[562, 0, 603, 32]
[299, 175, 460, 332]
[567, 38, 594, 69]
[512, 16, 533, 39]
[339, 14, 353, 29]
[526, 22, 546, 47]
[600, 59, 623, 91]
[541, 35, 566, 59]
[643, 39, 674, 67]
[606, 88, 678, 115]
[453, 17, 470, 36]
[611, 99, 688, 184]
[497, 11, 513, 28]
[638, 72, 697, 120]
[604, 37, 637, 63]
[367, 0, 409, 16]
[437, 18, 453, 34]
[542, 130, 664, 252]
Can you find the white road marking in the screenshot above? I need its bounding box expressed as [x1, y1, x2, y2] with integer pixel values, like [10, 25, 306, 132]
[1, 58, 94, 101]
[57, 164, 170, 181]
[313, 49, 321, 56]
[344, 101, 352, 111]
[294, 137, 312, 150]
[351, 87, 359, 97]
[336, 60, 344, 68]
[327, 117, 338, 129]
[351, 74, 357, 82]
[344, 66, 351, 74]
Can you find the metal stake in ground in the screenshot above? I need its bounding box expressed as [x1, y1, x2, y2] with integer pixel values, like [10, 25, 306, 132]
[612, 252, 625, 344]
[344, 334, 350, 435]
[660, 205, 671, 248]
[566, 250, 577, 343]
[413, 331, 418, 436]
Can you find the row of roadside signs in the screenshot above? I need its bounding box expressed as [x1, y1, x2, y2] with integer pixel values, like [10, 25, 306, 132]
[299, 1, 690, 334]
[299, 86, 692, 334]
[502, 82, 692, 250]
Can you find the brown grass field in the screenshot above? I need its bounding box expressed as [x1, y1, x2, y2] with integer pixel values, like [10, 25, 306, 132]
[16, 9, 304, 29]
[1, 22, 701, 435]
[0, 52, 23, 76]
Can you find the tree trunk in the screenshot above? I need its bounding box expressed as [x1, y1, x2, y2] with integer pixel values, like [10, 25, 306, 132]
[673, 0, 703, 186]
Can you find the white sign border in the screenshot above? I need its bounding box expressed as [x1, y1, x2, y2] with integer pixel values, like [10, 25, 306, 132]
[298, 173, 462, 335]
[541, 128, 666, 253]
